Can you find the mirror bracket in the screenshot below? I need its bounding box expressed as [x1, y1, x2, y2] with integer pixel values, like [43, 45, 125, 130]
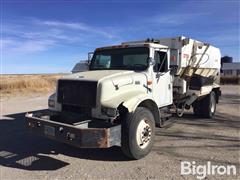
[88, 52, 94, 64]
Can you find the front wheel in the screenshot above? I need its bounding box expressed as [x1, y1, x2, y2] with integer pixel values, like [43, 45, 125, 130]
[121, 107, 155, 159]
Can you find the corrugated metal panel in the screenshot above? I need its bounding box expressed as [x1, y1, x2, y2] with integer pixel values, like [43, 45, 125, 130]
[222, 63, 240, 70]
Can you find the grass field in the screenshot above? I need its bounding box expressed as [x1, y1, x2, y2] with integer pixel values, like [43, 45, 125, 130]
[1, 74, 239, 96]
[0, 74, 62, 95]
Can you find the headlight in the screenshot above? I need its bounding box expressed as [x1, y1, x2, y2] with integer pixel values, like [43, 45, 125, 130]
[48, 99, 55, 108]
[101, 107, 118, 117]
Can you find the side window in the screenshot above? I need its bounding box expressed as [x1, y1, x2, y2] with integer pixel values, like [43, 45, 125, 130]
[154, 51, 168, 72]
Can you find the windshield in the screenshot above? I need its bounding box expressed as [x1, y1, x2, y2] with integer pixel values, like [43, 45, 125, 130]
[89, 47, 149, 71]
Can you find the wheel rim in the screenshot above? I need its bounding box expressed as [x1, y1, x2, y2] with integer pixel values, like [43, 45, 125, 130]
[136, 119, 152, 149]
[210, 94, 216, 113]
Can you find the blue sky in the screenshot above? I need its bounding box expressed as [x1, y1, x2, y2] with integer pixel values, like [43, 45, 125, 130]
[1, 0, 239, 74]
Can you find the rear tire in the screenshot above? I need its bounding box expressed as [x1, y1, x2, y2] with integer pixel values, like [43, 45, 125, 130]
[202, 91, 216, 118]
[193, 91, 216, 118]
[121, 107, 155, 160]
[193, 100, 203, 116]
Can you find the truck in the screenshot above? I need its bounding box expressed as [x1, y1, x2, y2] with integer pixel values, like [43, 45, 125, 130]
[26, 36, 221, 159]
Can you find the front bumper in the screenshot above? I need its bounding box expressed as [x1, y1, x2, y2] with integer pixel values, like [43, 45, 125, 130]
[25, 110, 121, 148]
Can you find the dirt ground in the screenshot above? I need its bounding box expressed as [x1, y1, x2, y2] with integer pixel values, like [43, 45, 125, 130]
[0, 85, 239, 180]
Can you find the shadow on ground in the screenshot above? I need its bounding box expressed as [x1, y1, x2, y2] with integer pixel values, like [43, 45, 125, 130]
[0, 111, 129, 171]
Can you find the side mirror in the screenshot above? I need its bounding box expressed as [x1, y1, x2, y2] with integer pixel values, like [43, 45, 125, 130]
[88, 52, 94, 64]
[170, 65, 178, 75]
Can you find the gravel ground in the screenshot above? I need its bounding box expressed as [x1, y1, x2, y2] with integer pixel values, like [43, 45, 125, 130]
[0, 85, 239, 180]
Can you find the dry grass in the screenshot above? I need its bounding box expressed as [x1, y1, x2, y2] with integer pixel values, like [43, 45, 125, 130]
[0, 74, 63, 95]
[1, 74, 238, 96]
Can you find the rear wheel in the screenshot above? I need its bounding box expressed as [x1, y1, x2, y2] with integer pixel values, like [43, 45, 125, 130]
[202, 91, 216, 118]
[193, 91, 216, 118]
[193, 100, 202, 116]
[121, 107, 155, 159]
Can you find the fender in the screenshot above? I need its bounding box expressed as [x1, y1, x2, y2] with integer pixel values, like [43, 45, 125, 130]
[122, 93, 153, 112]
[122, 94, 161, 126]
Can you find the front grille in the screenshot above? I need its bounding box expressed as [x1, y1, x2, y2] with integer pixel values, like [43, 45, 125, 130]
[62, 104, 91, 118]
[57, 80, 97, 107]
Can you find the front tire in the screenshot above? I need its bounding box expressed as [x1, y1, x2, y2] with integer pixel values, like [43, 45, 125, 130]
[121, 107, 155, 159]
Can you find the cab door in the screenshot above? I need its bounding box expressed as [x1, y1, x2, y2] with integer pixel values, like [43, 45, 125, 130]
[152, 49, 173, 107]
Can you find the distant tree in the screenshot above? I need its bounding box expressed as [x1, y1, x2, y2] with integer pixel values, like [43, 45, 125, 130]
[221, 56, 233, 63]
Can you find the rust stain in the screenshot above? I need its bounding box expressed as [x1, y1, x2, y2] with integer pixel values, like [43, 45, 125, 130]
[97, 129, 108, 148]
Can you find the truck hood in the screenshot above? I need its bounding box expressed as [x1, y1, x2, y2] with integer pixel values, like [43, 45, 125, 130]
[61, 70, 136, 82]
[58, 70, 148, 114]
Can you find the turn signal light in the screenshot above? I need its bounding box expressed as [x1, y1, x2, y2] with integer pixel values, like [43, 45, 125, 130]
[147, 80, 152, 85]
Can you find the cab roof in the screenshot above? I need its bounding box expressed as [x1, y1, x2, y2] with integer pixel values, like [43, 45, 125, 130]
[95, 42, 168, 51]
